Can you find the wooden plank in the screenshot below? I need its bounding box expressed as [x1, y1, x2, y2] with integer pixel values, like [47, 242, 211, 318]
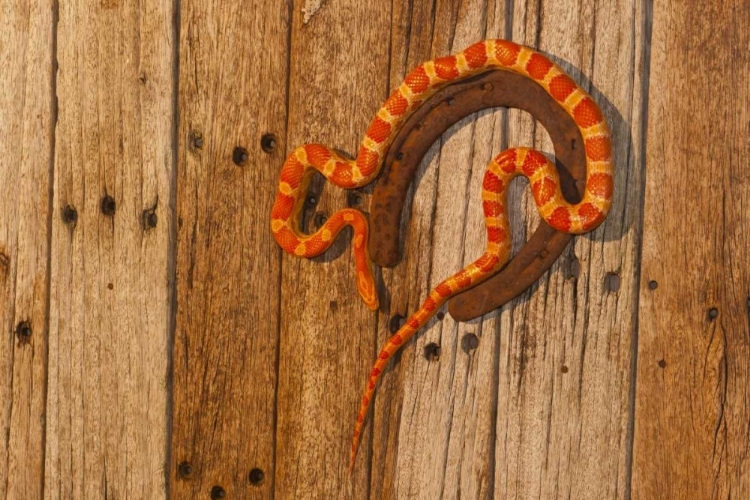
[45, 0, 174, 497]
[274, 1, 391, 497]
[490, 2, 646, 498]
[0, 1, 54, 498]
[632, 1, 750, 498]
[367, 0, 647, 498]
[171, 1, 290, 498]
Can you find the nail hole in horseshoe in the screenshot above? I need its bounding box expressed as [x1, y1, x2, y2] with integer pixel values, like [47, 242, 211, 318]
[313, 212, 327, 229]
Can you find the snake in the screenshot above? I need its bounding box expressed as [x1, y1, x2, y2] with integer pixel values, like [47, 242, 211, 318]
[270, 39, 614, 471]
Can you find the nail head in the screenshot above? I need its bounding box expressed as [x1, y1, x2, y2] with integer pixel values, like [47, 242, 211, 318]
[177, 461, 193, 479]
[249, 468, 265, 485]
[210, 486, 226, 499]
[261, 133, 277, 153]
[233, 146, 250, 166]
[313, 212, 327, 228]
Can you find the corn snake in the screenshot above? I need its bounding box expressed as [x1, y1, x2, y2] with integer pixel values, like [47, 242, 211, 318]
[270, 39, 614, 470]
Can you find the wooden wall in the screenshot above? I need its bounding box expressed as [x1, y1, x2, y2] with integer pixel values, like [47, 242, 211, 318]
[0, 0, 747, 499]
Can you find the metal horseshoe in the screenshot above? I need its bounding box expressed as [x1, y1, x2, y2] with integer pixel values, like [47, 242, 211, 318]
[368, 70, 587, 322]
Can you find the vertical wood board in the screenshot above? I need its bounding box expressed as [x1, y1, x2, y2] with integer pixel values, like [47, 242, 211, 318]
[632, 1, 749, 498]
[45, 0, 175, 497]
[0, 1, 54, 498]
[172, 0, 290, 498]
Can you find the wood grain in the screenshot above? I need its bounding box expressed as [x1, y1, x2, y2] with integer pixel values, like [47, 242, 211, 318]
[360, 0, 647, 498]
[171, 0, 290, 498]
[0, 1, 54, 498]
[45, 0, 174, 497]
[632, 1, 750, 498]
[274, 1, 391, 498]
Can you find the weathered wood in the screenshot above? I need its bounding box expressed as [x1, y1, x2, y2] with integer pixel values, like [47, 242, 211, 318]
[45, 1, 174, 497]
[0, 1, 54, 498]
[364, 0, 647, 498]
[171, 1, 290, 498]
[489, 2, 646, 498]
[632, 1, 750, 498]
[274, 1, 392, 498]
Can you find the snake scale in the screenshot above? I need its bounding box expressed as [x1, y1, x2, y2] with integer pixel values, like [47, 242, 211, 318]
[270, 39, 614, 470]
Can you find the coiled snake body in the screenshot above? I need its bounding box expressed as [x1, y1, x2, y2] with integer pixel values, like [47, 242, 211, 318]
[270, 39, 613, 470]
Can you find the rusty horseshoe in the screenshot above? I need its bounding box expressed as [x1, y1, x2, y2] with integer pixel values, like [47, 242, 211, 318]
[369, 70, 587, 321]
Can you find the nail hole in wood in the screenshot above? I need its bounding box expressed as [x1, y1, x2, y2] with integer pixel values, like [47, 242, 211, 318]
[249, 468, 264, 485]
[261, 133, 277, 153]
[396, 151, 404, 160]
[569, 256, 581, 280]
[15, 321, 32, 343]
[107, 283, 114, 290]
[178, 461, 193, 479]
[0, 252, 8, 274]
[424, 342, 441, 361]
[648, 280, 658, 290]
[658, 359, 667, 368]
[561, 365, 569, 374]
[306, 195, 317, 208]
[142, 203, 158, 229]
[329, 300, 338, 312]
[233, 146, 249, 166]
[605, 272, 620, 292]
[210, 486, 226, 499]
[388, 314, 405, 334]
[62, 205, 78, 226]
[436, 311, 445, 320]
[447, 97, 456, 106]
[100, 195, 116, 217]
[461, 333, 479, 353]
[190, 132, 204, 150]
[708, 307, 719, 320]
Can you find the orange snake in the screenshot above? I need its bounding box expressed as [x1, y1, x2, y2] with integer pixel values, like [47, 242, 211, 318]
[270, 40, 613, 470]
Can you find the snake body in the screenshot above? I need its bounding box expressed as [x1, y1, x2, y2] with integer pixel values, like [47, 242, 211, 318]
[270, 40, 613, 470]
